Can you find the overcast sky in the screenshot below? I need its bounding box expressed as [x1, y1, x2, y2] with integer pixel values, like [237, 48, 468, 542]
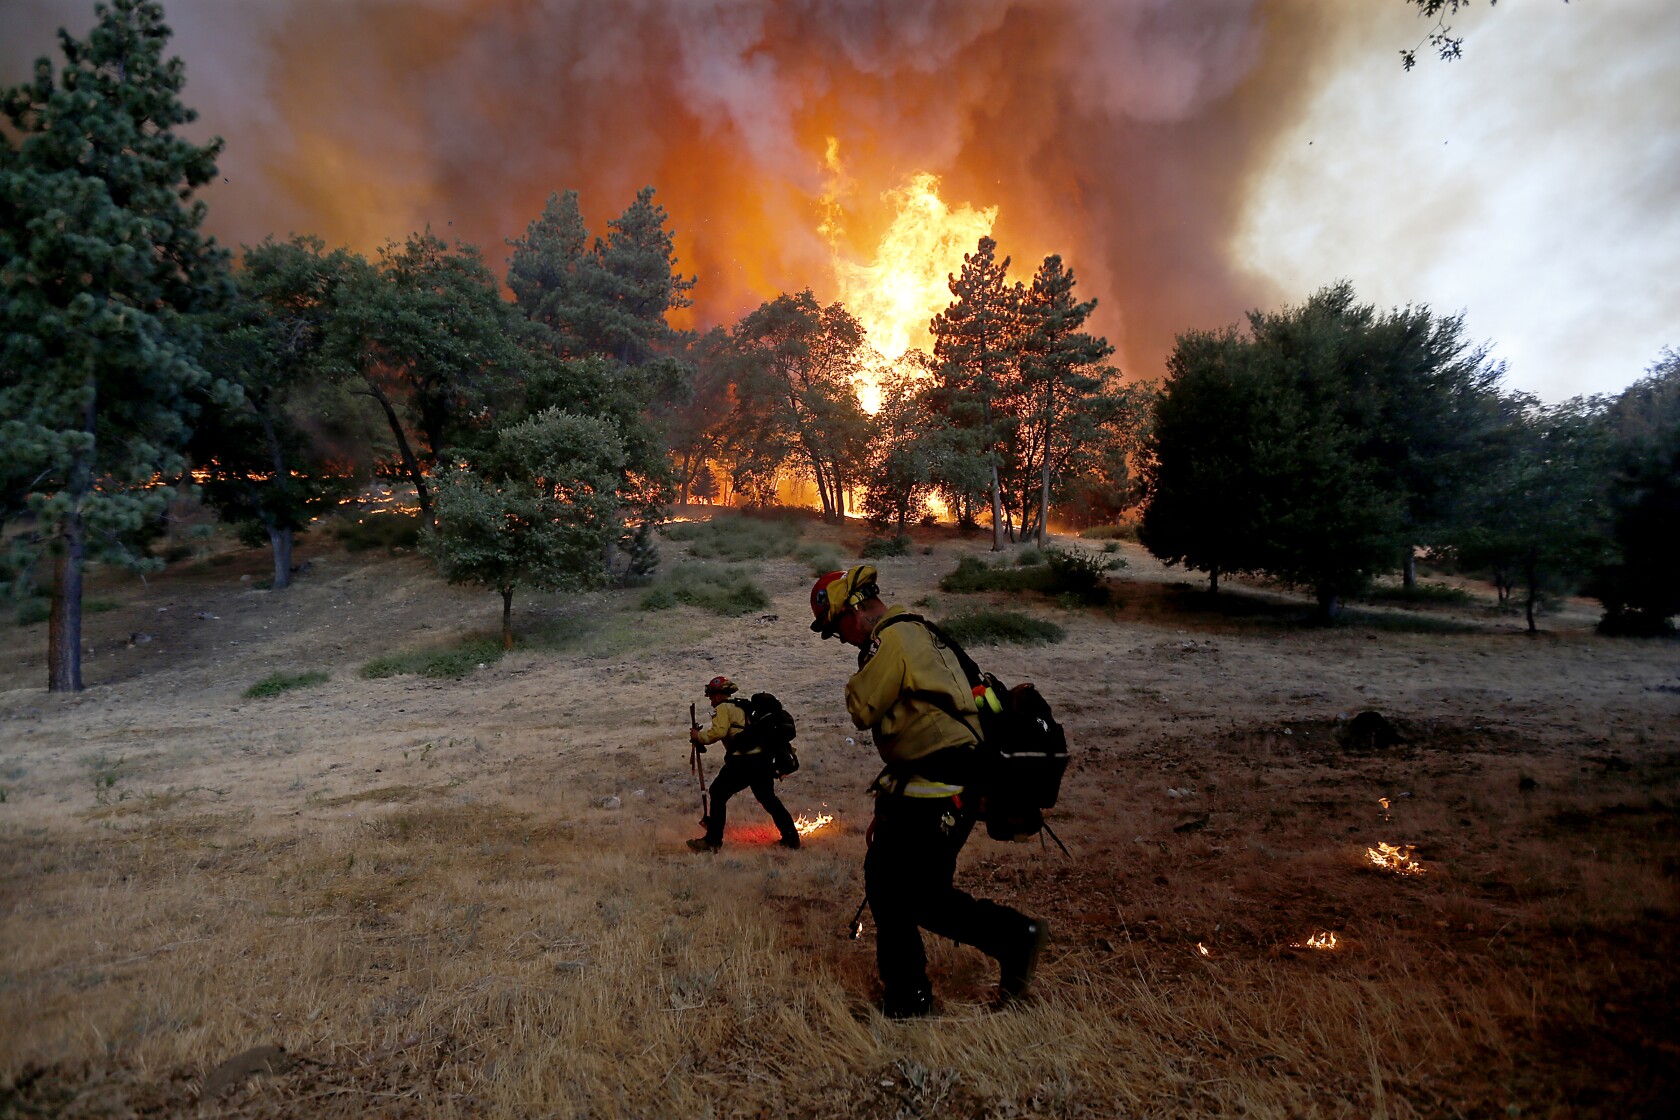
[4, 0, 1676, 402]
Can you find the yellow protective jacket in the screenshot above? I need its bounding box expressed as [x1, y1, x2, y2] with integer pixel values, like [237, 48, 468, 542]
[846, 607, 981, 784]
[696, 699, 754, 755]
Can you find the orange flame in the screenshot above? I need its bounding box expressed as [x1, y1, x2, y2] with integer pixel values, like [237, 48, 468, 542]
[823, 147, 996, 412]
[794, 811, 834, 836]
[1366, 842, 1425, 876]
[1294, 931, 1339, 950]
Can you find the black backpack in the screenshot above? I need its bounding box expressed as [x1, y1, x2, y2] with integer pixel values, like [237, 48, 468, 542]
[878, 615, 1069, 843]
[739, 692, 799, 778]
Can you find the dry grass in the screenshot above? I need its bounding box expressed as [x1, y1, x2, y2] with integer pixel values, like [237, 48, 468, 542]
[1, 524, 1677, 1117]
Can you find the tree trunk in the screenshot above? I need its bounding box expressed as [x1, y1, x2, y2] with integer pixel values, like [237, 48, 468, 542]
[362, 378, 432, 524]
[1208, 567, 1220, 595]
[989, 460, 1005, 551]
[1315, 586, 1341, 625]
[48, 514, 85, 693]
[268, 523, 294, 590]
[1402, 548, 1417, 590]
[501, 586, 515, 650]
[1523, 557, 1539, 633]
[1036, 451, 1051, 548]
[1036, 387, 1054, 548]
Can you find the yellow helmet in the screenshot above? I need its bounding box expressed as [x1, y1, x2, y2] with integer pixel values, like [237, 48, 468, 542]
[809, 564, 879, 638]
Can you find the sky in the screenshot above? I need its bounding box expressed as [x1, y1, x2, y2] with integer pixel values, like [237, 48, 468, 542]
[3, 0, 1676, 403]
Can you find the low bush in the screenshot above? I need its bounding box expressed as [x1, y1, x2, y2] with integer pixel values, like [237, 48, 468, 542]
[1015, 547, 1046, 566]
[361, 637, 504, 680]
[244, 669, 330, 699]
[941, 549, 1111, 602]
[860, 536, 909, 559]
[662, 515, 802, 562]
[1360, 582, 1477, 608]
[793, 543, 846, 576]
[1079, 523, 1139, 542]
[638, 563, 770, 616]
[939, 555, 1056, 595]
[1046, 548, 1109, 597]
[937, 609, 1065, 647]
[13, 598, 49, 627]
[335, 512, 422, 553]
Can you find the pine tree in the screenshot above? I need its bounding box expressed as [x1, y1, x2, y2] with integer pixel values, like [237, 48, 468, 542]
[0, 0, 231, 691]
[191, 237, 362, 589]
[1015, 255, 1115, 545]
[930, 237, 1020, 550]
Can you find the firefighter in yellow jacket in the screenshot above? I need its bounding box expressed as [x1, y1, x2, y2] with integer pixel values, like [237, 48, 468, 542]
[687, 676, 800, 852]
[811, 565, 1046, 1018]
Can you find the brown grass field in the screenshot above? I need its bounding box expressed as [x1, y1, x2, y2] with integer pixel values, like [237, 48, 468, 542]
[1, 512, 1677, 1118]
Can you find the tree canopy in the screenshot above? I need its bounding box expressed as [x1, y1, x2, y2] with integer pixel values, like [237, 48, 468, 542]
[1, 0, 231, 690]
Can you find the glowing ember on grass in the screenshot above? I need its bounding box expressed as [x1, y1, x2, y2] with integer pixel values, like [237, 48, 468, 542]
[794, 812, 834, 836]
[1294, 931, 1339, 950]
[1196, 942, 1210, 957]
[1366, 841, 1426, 876]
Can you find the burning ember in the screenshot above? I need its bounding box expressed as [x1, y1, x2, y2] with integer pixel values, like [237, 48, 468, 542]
[1294, 931, 1340, 950]
[1196, 942, 1210, 957]
[1365, 841, 1426, 876]
[794, 812, 834, 836]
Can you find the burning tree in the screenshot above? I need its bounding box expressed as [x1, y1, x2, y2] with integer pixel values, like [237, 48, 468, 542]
[0, 0, 233, 691]
[728, 291, 871, 524]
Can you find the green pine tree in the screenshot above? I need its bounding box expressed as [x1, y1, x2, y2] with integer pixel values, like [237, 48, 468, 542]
[930, 237, 1021, 550]
[1, 0, 232, 691]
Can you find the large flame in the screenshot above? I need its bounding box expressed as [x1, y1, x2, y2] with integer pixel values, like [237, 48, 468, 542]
[823, 149, 997, 412]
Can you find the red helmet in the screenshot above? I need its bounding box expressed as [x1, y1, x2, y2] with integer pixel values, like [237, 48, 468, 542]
[810, 565, 878, 638]
[704, 675, 737, 696]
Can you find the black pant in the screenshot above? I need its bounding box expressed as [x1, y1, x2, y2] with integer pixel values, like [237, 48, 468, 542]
[704, 754, 797, 845]
[864, 793, 1032, 1004]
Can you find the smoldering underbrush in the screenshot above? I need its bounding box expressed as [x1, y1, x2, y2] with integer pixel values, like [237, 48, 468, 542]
[3, 722, 1678, 1119]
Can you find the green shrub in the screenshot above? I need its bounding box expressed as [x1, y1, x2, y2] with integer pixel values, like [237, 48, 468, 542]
[940, 555, 1055, 594]
[1015, 547, 1046, 566]
[1359, 582, 1476, 608]
[244, 669, 330, 699]
[13, 599, 50, 627]
[793, 543, 846, 576]
[937, 610, 1065, 647]
[638, 563, 770, 616]
[361, 637, 504, 680]
[1044, 547, 1109, 600]
[335, 512, 422, 553]
[662, 515, 802, 561]
[1079, 523, 1139, 542]
[1102, 541, 1119, 553]
[860, 536, 909, 559]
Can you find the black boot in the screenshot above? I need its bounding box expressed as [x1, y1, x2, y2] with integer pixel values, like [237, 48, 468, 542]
[881, 985, 933, 1020]
[995, 919, 1048, 1006]
[686, 837, 720, 853]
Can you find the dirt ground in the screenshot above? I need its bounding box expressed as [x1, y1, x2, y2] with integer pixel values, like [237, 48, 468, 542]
[2, 515, 1678, 1117]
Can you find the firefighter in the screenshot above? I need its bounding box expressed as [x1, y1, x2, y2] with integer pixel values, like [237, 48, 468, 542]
[687, 675, 800, 852]
[810, 565, 1047, 1018]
